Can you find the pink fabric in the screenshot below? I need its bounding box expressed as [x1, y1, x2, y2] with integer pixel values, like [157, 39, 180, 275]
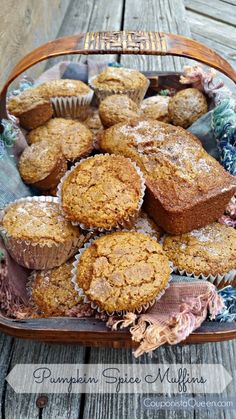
[107, 281, 224, 357]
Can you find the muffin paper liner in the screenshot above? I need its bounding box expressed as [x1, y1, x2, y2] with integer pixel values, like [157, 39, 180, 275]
[71, 234, 172, 317]
[0, 196, 85, 270]
[50, 90, 94, 120]
[170, 262, 236, 287]
[57, 154, 146, 232]
[89, 76, 150, 105]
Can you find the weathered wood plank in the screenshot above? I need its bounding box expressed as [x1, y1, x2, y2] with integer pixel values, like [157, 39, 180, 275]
[83, 341, 236, 419]
[121, 0, 192, 72]
[0, 334, 14, 413]
[187, 10, 236, 52]
[0, 0, 70, 89]
[185, 0, 236, 27]
[3, 339, 86, 419]
[52, 0, 124, 66]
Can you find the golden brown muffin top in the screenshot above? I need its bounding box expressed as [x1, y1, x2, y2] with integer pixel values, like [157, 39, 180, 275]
[31, 260, 81, 316]
[168, 88, 208, 128]
[84, 108, 103, 132]
[99, 119, 236, 211]
[38, 79, 91, 97]
[28, 118, 93, 161]
[141, 95, 170, 122]
[99, 94, 139, 127]
[60, 154, 144, 229]
[2, 199, 81, 245]
[7, 88, 49, 115]
[163, 223, 236, 276]
[76, 231, 170, 312]
[19, 140, 63, 183]
[91, 67, 148, 90]
[132, 210, 162, 241]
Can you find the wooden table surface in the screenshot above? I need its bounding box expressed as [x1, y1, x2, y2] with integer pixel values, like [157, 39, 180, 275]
[0, 1, 235, 418]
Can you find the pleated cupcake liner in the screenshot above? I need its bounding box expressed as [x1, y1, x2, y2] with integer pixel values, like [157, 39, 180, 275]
[89, 76, 150, 105]
[0, 196, 84, 270]
[50, 90, 94, 120]
[71, 234, 172, 317]
[57, 153, 146, 232]
[170, 262, 236, 287]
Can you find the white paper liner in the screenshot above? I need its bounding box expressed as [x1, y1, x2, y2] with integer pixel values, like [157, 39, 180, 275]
[0, 196, 85, 270]
[56, 153, 146, 232]
[71, 234, 172, 317]
[170, 262, 236, 287]
[50, 90, 94, 120]
[89, 75, 150, 105]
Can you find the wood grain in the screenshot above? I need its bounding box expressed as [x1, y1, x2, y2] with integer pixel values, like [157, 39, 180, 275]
[3, 339, 86, 418]
[185, 0, 236, 27]
[0, 0, 70, 89]
[83, 342, 236, 419]
[121, 0, 191, 71]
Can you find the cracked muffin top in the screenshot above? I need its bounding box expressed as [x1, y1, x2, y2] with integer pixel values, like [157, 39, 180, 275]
[91, 67, 148, 91]
[37, 79, 92, 97]
[131, 210, 162, 241]
[28, 118, 93, 161]
[141, 95, 170, 122]
[168, 88, 208, 128]
[2, 199, 81, 246]
[30, 260, 82, 316]
[163, 223, 236, 276]
[99, 94, 139, 127]
[59, 154, 145, 230]
[75, 231, 171, 312]
[19, 140, 64, 184]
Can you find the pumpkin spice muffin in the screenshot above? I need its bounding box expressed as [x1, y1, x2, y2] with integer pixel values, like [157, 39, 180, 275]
[131, 210, 162, 241]
[7, 89, 53, 130]
[37, 79, 93, 120]
[0, 197, 84, 269]
[30, 260, 82, 316]
[73, 232, 171, 313]
[90, 67, 149, 104]
[141, 95, 171, 122]
[58, 154, 145, 230]
[28, 118, 94, 162]
[19, 140, 67, 190]
[163, 223, 236, 281]
[99, 94, 139, 127]
[168, 88, 208, 128]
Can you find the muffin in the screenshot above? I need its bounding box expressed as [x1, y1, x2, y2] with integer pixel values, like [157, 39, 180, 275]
[7, 89, 53, 130]
[29, 260, 82, 316]
[141, 95, 170, 122]
[163, 223, 236, 285]
[73, 232, 171, 313]
[84, 108, 103, 134]
[168, 88, 208, 128]
[37, 79, 94, 120]
[90, 67, 149, 104]
[19, 140, 67, 190]
[99, 94, 139, 127]
[28, 118, 94, 162]
[58, 154, 145, 230]
[131, 210, 162, 241]
[0, 196, 84, 269]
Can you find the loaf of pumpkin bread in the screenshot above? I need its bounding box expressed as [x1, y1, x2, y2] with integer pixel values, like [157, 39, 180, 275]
[99, 119, 236, 234]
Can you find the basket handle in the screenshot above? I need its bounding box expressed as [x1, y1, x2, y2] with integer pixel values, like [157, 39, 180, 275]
[1, 31, 235, 119]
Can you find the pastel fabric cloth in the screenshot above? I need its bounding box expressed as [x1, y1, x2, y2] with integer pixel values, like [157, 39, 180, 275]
[107, 281, 224, 357]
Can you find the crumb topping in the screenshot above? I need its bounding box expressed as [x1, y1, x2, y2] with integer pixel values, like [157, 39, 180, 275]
[3, 200, 80, 245]
[61, 154, 144, 229]
[76, 232, 170, 312]
[92, 67, 148, 90]
[163, 223, 236, 275]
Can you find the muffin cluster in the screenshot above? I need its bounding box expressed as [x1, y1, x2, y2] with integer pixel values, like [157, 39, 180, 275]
[2, 66, 235, 318]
